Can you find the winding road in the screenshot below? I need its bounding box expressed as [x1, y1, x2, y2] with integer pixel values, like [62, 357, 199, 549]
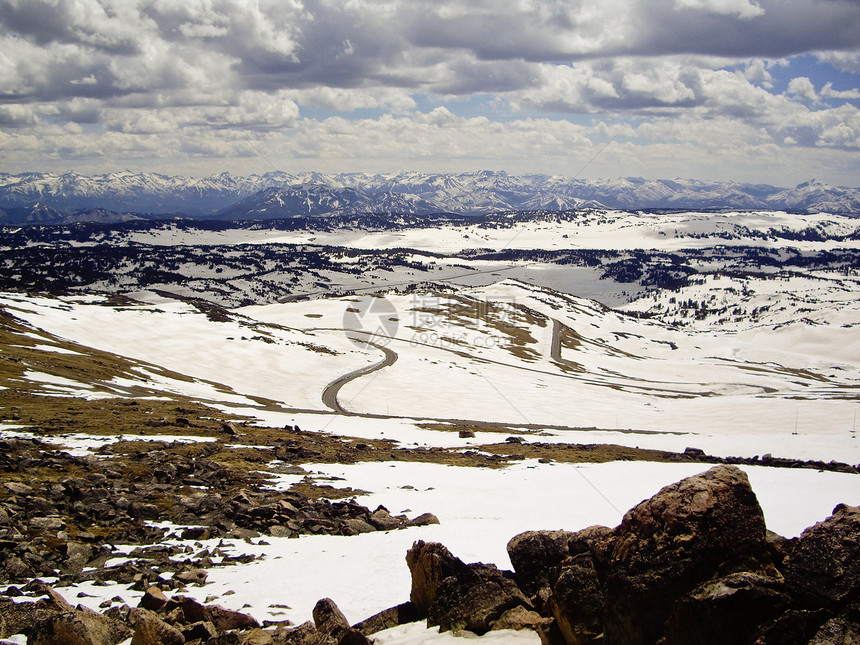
[321, 338, 398, 414]
[321, 317, 569, 415]
[318, 314, 774, 417]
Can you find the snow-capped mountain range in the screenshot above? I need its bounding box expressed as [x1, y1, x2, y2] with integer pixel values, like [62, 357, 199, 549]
[1, 170, 859, 224]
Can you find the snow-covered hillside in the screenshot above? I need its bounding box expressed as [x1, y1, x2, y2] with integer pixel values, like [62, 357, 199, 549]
[3, 277, 858, 463]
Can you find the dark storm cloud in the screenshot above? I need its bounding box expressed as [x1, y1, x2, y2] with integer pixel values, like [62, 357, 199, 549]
[0, 0, 140, 54]
[3, 0, 859, 106]
[397, 0, 860, 62]
[226, 1, 419, 92]
[624, 1, 860, 59]
[400, 2, 586, 63]
[432, 59, 538, 95]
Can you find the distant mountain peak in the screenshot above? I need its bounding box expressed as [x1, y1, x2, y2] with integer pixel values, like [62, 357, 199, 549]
[0, 171, 858, 225]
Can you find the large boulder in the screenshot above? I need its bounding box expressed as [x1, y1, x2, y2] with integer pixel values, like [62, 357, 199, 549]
[783, 504, 860, 609]
[752, 609, 832, 645]
[28, 606, 131, 645]
[426, 562, 533, 634]
[806, 600, 860, 645]
[662, 572, 791, 645]
[603, 465, 773, 645]
[406, 541, 532, 635]
[312, 598, 370, 645]
[405, 541, 470, 616]
[507, 530, 578, 598]
[546, 551, 606, 645]
[312, 598, 349, 639]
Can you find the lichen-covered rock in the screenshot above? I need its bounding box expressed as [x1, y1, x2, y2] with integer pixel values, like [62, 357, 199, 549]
[138, 587, 168, 612]
[784, 504, 860, 609]
[663, 572, 790, 645]
[405, 541, 469, 616]
[181, 620, 219, 642]
[507, 530, 577, 597]
[129, 608, 184, 645]
[806, 601, 860, 645]
[0, 586, 75, 640]
[425, 563, 533, 635]
[312, 598, 350, 639]
[278, 621, 337, 645]
[604, 465, 772, 645]
[204, 604, 260, 632]
[547, 552, 605, 645]
[752, 609, 832, 645]
[488, 605, 550, 632]
[351, 602, 420, 635]
[407, 513, 440, 527]
[406, 540, 533, 635]
[29, 606, 131, 645]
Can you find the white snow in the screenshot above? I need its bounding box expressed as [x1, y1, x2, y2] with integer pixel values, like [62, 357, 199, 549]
[109, 210, 859, 255]
[374, 622, 539, 645]
[2, 263, 860, 641]
[0, 427, 218, 457]
[11, 344, 83, 355]
[3, 277, 859, 463]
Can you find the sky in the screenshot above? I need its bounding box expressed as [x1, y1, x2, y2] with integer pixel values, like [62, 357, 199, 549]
[1, 0, 859, 186]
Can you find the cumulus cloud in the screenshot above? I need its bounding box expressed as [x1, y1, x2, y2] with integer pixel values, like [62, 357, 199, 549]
[288, 87, 417, 113]
[0, 103, 37, 126]
[816, 51, 860, 74]
[787, 77, 818, 101]
[820, 82, 860, 100]
[0, 0, 858, 184]
[202, 92, 300, 130]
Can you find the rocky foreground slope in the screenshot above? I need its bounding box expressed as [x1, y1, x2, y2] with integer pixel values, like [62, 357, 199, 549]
[1, 465, 856, 644]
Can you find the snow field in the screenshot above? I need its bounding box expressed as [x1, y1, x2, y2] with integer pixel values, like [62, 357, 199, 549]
[4, 280, 859, 462]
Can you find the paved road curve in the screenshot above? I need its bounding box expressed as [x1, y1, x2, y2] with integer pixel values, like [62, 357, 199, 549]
[321, 338, 398, 414]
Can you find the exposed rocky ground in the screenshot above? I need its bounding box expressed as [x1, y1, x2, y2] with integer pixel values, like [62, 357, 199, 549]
[1, 465, 857, 644]
[398, 465, 860, 645]
[0, 431, 440, 583]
